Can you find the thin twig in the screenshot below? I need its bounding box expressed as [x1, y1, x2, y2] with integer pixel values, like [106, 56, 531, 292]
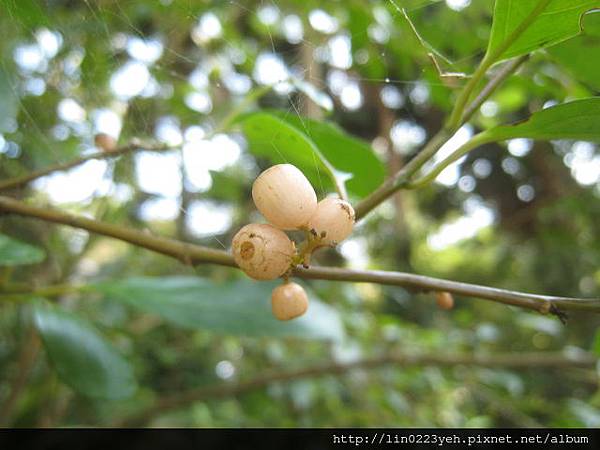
[446, 0, 551, 130]
[354, 54, 526, 219]
[0, 140, 175, 192]
[354, 130, 451, 220]
[1, 196, 599, 315]
[116, 350, 597, 426]
[461, 55, 528, 124]
[355, 3, 543, 221]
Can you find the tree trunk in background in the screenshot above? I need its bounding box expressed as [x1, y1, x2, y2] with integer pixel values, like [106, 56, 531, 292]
[300, 40, 323, 119]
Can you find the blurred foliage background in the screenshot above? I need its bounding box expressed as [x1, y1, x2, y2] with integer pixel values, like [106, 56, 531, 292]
[1, 0, 600, 427]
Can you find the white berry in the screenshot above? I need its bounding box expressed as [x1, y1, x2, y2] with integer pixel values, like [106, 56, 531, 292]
[271, 282, 309, 321]
[232, 224, 295, 280]
[252, 164, 317, 230]
[307, 197, 355, 246]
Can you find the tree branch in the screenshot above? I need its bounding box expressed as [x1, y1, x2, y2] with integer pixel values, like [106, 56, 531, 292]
[116, 350, 597, 426]
[461, 55, 528, 125]
[1, 195, 599, 315]
[0, 326, 41, 426]
[355, 11, 537, 221]
[354, 56, 526, 221]
[0, 140, 174, 192]
[354, 129, 451, 220]
[445, 0, 551, 130]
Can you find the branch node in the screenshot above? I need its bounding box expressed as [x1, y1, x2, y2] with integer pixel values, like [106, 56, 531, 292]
[538, 301, 552, 315]
[549, 304, 568, 324]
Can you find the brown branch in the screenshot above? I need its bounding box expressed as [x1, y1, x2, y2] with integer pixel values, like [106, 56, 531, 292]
[116, 350, 597, 426]
[0, 140, 174, 192]
[354, 129, 452, 220]
[1, 195, 599, 315]
[0, 326, 41, 426]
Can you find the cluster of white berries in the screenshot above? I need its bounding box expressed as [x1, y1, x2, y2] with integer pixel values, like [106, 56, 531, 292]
[232, 164, 355, 321]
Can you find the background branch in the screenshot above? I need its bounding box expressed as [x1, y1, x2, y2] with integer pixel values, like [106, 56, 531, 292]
[0, 140, 174, 192]
[116, 350, 597, 426]
[0, 326, 41, 426]
[1, 195, 599, 315]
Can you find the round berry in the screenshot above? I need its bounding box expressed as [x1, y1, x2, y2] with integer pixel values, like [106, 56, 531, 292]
[271, 282, 309, 321]
[307, 197, 355, 246]
[94, 133, 117, 152]
[232, 224, 295, 280]
[252, 164, 317, 230]
[435, 291, 454, 310]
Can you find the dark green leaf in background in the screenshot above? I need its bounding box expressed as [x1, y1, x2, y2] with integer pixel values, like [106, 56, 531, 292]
[32, 302, 137, 399]
[487, 0, 599, 62]
[94, 276, 344, 341]
[240, 112, 332, 186]
[0, 233, 45, 266]
[241, 112, 385, 197]
[273, 113, 386, 197]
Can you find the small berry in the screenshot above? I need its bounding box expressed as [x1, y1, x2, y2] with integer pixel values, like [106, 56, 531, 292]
[307, 197, 355, 246]
[252, 164, 317, 230]
[435, 291, 454, 310]
[232, 224, 295, 280]
[94, 133, 117, 152]
[271, 282, 309, 321]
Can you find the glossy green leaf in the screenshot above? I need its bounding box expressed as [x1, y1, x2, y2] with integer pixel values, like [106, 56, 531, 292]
[32, 302, 136, 399]
[481, 98, 600, 142]
[241, 112, 325, 168]
[94, 276, 344, 341]
[0, 233, 45, 266]
[273, 113, 386, 197]
[241, 112, 385, 197]
[487, 0, 598, 62]
[549, 12, 600, 90]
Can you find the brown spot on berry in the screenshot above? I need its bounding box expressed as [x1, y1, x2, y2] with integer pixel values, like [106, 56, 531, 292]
[240, 241, 255, 260]
[340, 202, 355, 221]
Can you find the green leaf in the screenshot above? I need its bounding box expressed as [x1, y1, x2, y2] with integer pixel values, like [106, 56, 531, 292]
[487, 0, 598, 62]
[549, 12, 600, 90]
[32, 302, 137, 400]
[240, 112, 385, 197]
[240, 112, 337, 191]
[481, 98, 600, 142]
[273, 113, 386, 197]
[93, 276, 344, 341]
[1, 0, 50, 31]
[0, 233, 45, 266]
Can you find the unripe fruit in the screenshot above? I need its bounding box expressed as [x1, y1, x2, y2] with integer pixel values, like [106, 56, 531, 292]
[94, 133, 117, 152]
[252, 164, 317, 230]
[271, 282, 309, 321]
[307, 197, 355, 246]
[232, 224, 295, 280]
[435, 291, 454, 310]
